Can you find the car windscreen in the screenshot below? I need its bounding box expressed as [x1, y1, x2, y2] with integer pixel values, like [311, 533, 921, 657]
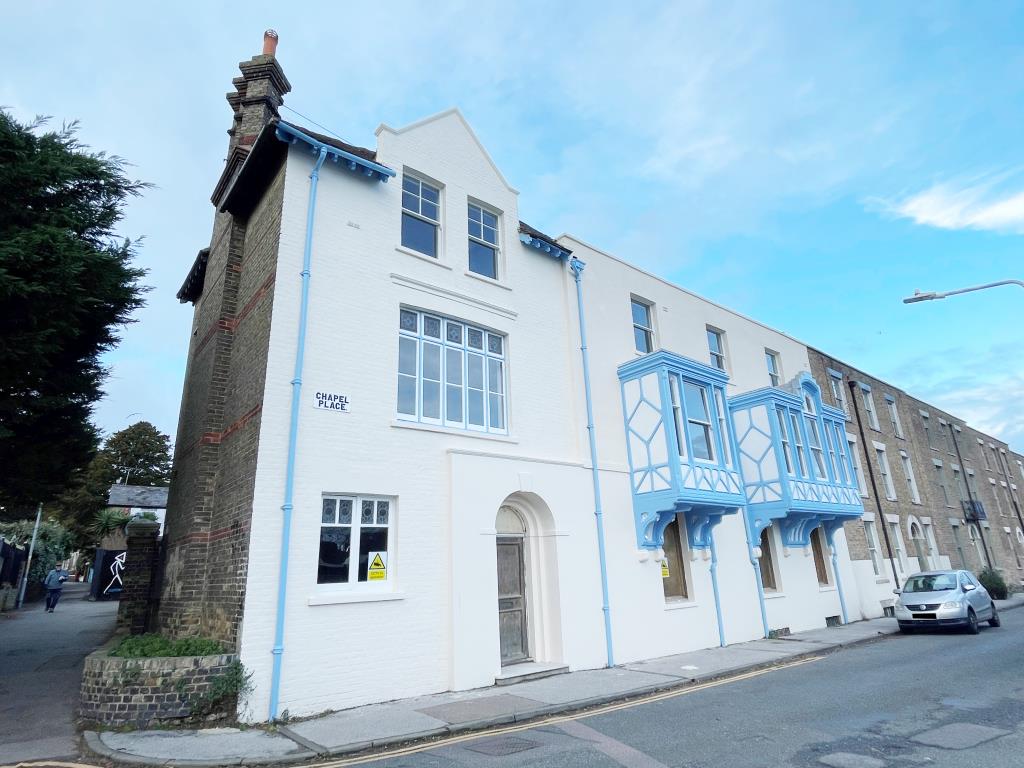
[903, 573, 958, 593]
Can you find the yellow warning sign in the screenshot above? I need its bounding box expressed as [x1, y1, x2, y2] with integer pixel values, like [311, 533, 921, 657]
[368, 552, 387, 581]
[661, 560, 670, 579]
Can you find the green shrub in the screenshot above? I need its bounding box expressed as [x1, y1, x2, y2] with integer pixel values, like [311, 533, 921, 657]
[978, 567, 1008, 600]
[109, 633, 224, 658]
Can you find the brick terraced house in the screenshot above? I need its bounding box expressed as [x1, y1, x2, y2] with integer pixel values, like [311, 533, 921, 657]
[159, 33, 1024, 722]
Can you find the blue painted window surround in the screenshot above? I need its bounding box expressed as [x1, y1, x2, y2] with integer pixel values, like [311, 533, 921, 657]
[468, 203, 499, 278]
[618, 351, 745, 551]
[397, 308, 506, 433]
[401, 174, 440, 258]
[730, 373, 863, 549]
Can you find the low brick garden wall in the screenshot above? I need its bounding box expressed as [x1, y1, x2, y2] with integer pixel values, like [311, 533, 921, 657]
[80, 636, 240, 727]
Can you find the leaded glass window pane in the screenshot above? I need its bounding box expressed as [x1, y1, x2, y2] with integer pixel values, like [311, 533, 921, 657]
[322, 498, 337, 524]
[361, 500, 374, 524]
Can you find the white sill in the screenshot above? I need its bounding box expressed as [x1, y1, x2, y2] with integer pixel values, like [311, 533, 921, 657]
[664, 599, 700, 611]
[395, 245, 453, 270]
[818, 585, 837, 593]
[308, 591, 405, 606]
[391, 419, 518, 443]
[464, 269, 512, 291]
[764, 591, 786, 599]
[875, 577, 890, 584]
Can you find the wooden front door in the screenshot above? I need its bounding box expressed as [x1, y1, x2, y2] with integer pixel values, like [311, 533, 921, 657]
[497, 537, 529, 665]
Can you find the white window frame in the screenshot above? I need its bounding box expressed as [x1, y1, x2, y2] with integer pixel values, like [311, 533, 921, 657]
[860, 384, 880, 431]
[661, 514, 695, 603]
[847, 432, 868, 497]
[933, 459, 952, 507]
[765, 349, 782, 387]
[899, 450, 920, 504]
[989, 478, 1004, 517]
[400, 172, 442, 258]
[888, 517, 907, 574]
[920, 410, 936, 451]
[951, 464, 967, 502]
[923, 521, 939, 569]
[631, 297, 654, 354]
[1001, 481, 1014, 518]
[1006, 528, 1022, 569]
[885, 395, 903, 438]
[827, 368, 848, 416]
[318, 494, 395, 588]
[467, 201, 501, 279]
[874, 441, 897, 501]
[706, 326, 727, 371]
[863, 519, 882, 576]
[397, 308, 507, 434]
[939, 419, 955, 456]
[980, 439, 991, 471]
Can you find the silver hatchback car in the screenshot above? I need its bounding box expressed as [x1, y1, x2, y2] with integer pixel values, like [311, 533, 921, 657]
[894, 570, 1001, 634]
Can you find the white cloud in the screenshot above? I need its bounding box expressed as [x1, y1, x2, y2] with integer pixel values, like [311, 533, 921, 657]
[881, 173, 1024, 234]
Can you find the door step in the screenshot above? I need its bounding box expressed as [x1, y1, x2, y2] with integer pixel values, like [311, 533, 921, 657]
[495, 661, 569, 686]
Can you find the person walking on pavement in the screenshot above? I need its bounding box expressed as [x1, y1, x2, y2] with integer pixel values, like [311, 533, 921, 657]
[43, 565, 69, 613]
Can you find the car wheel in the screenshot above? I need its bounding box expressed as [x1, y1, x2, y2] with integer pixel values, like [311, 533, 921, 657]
[989, 604, 1001, 628]
[966, 608, 980, 635]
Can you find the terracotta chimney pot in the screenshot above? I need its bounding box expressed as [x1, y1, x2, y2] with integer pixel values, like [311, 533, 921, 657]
[263, 29, 279, 56]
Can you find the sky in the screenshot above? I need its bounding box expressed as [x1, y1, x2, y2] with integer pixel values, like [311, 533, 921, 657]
[5, 1, 1024, 451]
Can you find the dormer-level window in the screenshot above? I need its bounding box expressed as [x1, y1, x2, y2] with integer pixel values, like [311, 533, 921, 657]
[468, 203, 499, 278]
[631, 299, 654, 353]
[706, 327, 727, 371]
[765, 349, 781, 387]
[401, 174, 440, 257]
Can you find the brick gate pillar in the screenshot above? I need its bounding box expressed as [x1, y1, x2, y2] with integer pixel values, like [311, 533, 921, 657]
[118, 519, 162, 635]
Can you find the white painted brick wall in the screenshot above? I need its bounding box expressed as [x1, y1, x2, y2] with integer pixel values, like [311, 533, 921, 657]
[236, 110, 863, 721]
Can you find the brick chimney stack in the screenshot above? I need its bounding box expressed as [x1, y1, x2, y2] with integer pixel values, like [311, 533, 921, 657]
[226, 29, 292, 154]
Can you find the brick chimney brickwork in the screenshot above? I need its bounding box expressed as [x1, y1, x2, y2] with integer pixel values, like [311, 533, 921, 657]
[158, 34, 291, 645]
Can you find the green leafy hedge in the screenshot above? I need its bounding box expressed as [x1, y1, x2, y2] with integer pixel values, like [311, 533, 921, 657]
[109, 634, 225, 658]
[978, 567, 1009, 600]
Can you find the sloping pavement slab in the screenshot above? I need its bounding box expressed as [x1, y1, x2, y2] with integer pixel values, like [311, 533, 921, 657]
[624, 644, 797, 681]
[505, 667, 679, 705]
[285, 702, 449, 752]
[98, 728, 310, 762]
[418, 693, 544, 723]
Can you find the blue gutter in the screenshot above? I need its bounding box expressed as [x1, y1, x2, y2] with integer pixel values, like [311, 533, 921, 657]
[269, 146, 329, 721]
[827, 528, 850, 624]
[569, 256, 614, 668]
[274, 121, 395, 182]
[708, 529, 726, 647]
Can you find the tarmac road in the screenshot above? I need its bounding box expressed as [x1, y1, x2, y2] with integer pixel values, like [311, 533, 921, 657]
[337, 607, 1024, 768]
[0, 582, 118, 763]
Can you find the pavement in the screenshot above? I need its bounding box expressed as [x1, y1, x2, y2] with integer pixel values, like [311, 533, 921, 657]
[78, 595, 1024, 767]
[0, 581, 119, 763]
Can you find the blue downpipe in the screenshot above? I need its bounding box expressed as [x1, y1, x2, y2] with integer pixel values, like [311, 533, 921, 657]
[570, 257, 614, 668]
[709, 531, 726, 647]
[742, 515, 771, 639]
[828, 532, 850, 624]
[269, 147, 328, 721]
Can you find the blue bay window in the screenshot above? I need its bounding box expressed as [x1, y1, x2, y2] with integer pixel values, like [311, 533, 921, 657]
[730, 372, 863, 552]
[618, 351, 745, 551]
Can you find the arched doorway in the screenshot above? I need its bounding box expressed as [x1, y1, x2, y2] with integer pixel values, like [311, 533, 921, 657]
[496, 506, 528, 665]
[494, 494, 564, 669]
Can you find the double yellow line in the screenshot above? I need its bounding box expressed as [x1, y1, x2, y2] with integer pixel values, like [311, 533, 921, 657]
[8, 654, 823, 768]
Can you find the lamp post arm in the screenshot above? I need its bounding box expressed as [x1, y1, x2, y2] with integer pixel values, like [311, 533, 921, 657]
[935, 279, 1024, 299]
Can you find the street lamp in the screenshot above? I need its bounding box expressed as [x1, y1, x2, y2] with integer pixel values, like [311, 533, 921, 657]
[903, 279, 1024, 304]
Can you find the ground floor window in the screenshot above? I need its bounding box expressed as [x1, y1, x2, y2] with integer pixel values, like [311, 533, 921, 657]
[863, 520, 882, 576]
[759, 527, 779, 591]
[661, 516, 691, 601]
[810, 527, 831, 586]
[319, 495, 393, 584]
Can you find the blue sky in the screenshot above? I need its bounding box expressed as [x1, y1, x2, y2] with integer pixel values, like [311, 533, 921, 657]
[6, 2, 1024, 449]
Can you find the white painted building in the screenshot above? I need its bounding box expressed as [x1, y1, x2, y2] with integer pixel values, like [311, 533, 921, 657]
[206, 106, 868, 722]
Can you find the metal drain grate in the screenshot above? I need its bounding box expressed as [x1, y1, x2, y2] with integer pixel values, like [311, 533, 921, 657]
[464, 736, 541, 756]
